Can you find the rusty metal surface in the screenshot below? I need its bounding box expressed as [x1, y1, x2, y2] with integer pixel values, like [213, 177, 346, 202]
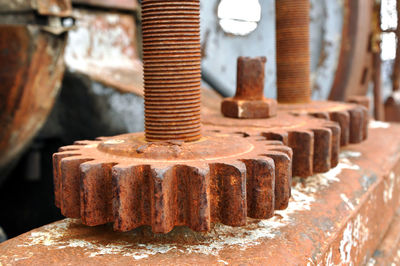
[203, 109, 339, 178]
[384, 0, 400, 123]
[369, 211, 400, 265]
[0, 26, 67, 176]
[273, 0, 368, 147]
[392, 0, 400, 93]
[0, 0, 72, 16]
[276, 0, 311, 104]
[52, 0, 293, 234]
[71, 0, 139, 11]
[64, 8, 143, 96]
[2, 123, 400, 264]
[221, 57, 277, 119]
[347, 95, 371, 112]
[385, 91, 400, 122]
[329, 0, 374, 101]
[52, 131, 292, 233]
[36, 0, 72, 17]
[372, 0, 385, 121]
[142, 0, 202, 142]
[278, 101, 369, 146]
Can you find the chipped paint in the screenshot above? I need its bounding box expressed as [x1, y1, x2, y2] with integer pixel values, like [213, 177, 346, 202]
[323, 247, 334, 266]
[340, 151, 362, 159]
[339, 214, 369, 265]
[384, 172, 396, 203]
[341, 194, 355, 210]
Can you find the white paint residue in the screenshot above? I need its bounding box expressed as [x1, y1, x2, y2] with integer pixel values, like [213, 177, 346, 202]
[369, 120, 391, 129]
[103, 139, 125, 145]
[340, 194, 355, 210]
[384, 171, 396, 203]
[292, 159, 360, 194]
[85, 144, 98, 149]
[237, 105, 244, 118]
[340, 151, 362, 159]
[15, 152, 361, 260]
[339, 214, 369, 265]
[218, 259, 229, 265]
[324, 248, 334, 266]
[366, 257, 376, 266]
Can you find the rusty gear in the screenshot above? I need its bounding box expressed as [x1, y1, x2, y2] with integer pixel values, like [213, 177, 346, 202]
[53, 0, 294, 234]
[278, 101, 368, 146]
[53, 132, 292, 233]
[203, 110, 340, 178]
[275, 0, 368, 146]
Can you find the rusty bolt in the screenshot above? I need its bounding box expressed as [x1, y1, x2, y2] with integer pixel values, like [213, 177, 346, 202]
[275, 0, 311, 104]
[221, 56, 277, 119]
[143, 0, 202, 142]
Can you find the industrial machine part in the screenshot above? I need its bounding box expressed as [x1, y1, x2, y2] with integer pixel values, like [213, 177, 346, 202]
[71, 0, 138, 10]
[329, 0, 375, 101]
[385, 0, 400, 122]
[202, 59, 340, 177]
[221, 57, 277, 119]
[4, 124, 400, 264]
[371, 0, 384, 121]
[203, 112, 339, 178]
[0, 0, 72, 180]
[53, 0, 293, 234]
[275, 0, 369, 146]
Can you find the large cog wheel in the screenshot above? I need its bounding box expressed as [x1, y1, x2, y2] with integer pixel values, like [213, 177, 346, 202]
[53, 131, 292, 233]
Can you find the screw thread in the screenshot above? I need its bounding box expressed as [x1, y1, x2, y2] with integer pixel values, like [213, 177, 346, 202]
[276, 0, 311, 104]
[142, 0, 202, 142]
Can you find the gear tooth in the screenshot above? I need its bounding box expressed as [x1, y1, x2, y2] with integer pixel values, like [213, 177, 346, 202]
[262, 131, 288, 144]
[329, 111, 350, 146]
[60, 157, 91, 218]
[288, 130, 314, 177]
[241, 157, 275, 219]
[175, 164, 211, 232]
[261, 152, 291, 210]
[265, 144, 293, 160]
[209, 162, 247, 227]
[73, 140, 93, 145]
[150, 166, 176, 233]
[311, 127, 332, 173]
[58, 145, 81, 152]
[53, 152, 79, 208]
[324, 123, 340, 168]
[112, 165, 152, 232]
[361, 107, 369, 140]
[80, 161, 115, 226]
[310, 112, 330, 120]
[348, 107, 364, 143]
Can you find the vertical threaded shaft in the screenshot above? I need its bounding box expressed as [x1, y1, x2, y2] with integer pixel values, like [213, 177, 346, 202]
[142, 0, 202, 142]
[276, 0, 311, 104]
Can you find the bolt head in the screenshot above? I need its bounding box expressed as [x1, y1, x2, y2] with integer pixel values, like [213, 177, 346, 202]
[221, 98, 277, 119]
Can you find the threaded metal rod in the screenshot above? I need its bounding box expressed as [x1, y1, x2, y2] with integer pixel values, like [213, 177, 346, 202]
[276, 0, 311, 104]
[142, 0, 202, 142]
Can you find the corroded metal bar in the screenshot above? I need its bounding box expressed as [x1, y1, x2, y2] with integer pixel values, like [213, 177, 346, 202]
[276, 0, 311, 104]
[142, 0, 202, 142]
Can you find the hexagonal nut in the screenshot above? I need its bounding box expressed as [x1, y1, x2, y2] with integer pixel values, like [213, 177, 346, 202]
[221, 98, 277, 119]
